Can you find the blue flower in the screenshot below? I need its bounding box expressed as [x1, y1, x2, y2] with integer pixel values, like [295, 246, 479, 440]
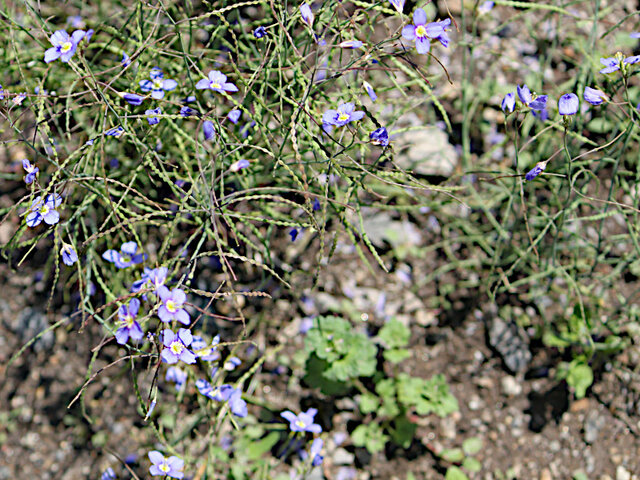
[310, 438, 324, 466]
[388, 0, 405, 14]
[122, 93, 144, 105]
[44, 30, 86, 63]
[363, 81, 377, 102]
[161, 328, 196, 364]
[191, 334, 221, 361]
[338, 40, 363, 49]
[203, 120, 216, 141]
[516, 85, 547, 111]
[139, 67, 178, 100]
[61, 244, 78, 266]
[501, 92, 515, 113]
[157, 286, 190, 325]
[0, 85, 4, 99]
[479, 1, 494, 13]
[166, 366, 187, 391]
[322, 102, 364, 127]
[558, 93, 579, 115]
[102, 241, 145, 268]
[148, 451, 184, 479]
[180, 106, 196, 117]
[121, 52, 131, 67]
[600, 56, 620, 74]
[228, 388, 247, 417]
[525, 162, 547, 181]
[115, 298, 144, 345]
[224, 356, 241, 371]
[228, 109, 241, 124]
[402, 10, 451, 54]
[105, 126, 124, 137]
[22, 159, 39, 184]
[289, 228, 299, 242]
[100, 467, 116, 480]
[146, 107, 162, 125]
[230, 159, 250, 172]
[253, 26, 267, 38]
[583, 87, 607, 106]
[26, 193, 62, 227]
[370, 127, 389, 146]
[281, 408, 322, 433]
[196, 70, 238, 93]
[300, 3, 314, 28]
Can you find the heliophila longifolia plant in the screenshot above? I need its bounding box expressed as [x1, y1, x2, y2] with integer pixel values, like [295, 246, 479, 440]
[3, 0, 640, 477]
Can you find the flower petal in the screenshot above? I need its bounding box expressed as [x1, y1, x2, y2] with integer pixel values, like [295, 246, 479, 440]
[413, 8, 427, 26]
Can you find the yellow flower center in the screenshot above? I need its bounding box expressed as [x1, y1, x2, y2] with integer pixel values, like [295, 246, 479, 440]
[122, 314, 134, 328]
[153, 79, 164, 90]
[39, 205, 50, 215]
[211, 82, 221, 89]
[295, 420, 306, 428]
[61, 42, 73, 53]
[166, 300, 177, 313]
[159, 462, 170, 473]
[337, 113, 350, 122]
[415, 25, 427, 37]
[170, 341, 184, 355]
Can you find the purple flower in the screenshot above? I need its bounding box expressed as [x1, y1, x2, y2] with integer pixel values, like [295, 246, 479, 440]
[196, 378, 218, 399]
[300, 3, 314, 28]
[600, 57, 620, 74]
[139, 68, 178, 100]
[625, 55, 640, 65]
[289, 228, 299, 242]
[102, 241, 145, 268]
[228, 109, 241, 123]
[253, 26, 267, 38]
[13, 93, 26, 105]
[281, 408, 322, 433]
[501, 92, 515, 113]
[388, 0, 405, 14]
[161, 328, 196, 364]
[525, 162, 547, 181]
[121, 52, 131, 67]
[631, 32, 640, 39]
[338, 40, 363, 49]
[312, 198, 321, 211]
[148, 451, 184, 479]
[122, 93, 144, 105]
[401, 10, 451, 54]
[363, 81, 377, 102]
[196, 70, 238, 93]
[158, 286, 190, 325]
[26, 193, 62, 227]
[166, 366, 187, 391]
[192, 334, 221, 361]
[310, 438, 324, 466]
[44, 30, 86, 63]
[0, 85, 4, 100]
[146, 107, 162, 125]
[22, 159, 39, 184]
[203, 120, 216, 141]
[115, 298, 144, 345]
[370, 127, 389, 146]
[230, 159, 250, 172]
[61, 244, 78, 266]
[558, 93, 579, 115]
[322, 102, 364, 127]
[583, 87, 607, 106]
[532, 108, 549, 122]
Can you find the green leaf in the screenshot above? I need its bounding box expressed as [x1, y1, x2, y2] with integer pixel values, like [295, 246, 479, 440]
[586, 117, 614, 134]
[359, 393, 379, 414]
[302, 354, 349, 395]
[378, 319, 411, 349]
[566, 361, 593, 399]
[351, 423, 389, 455]
[247, 432, 279, 460]
[384, 348, 411, 364]
[462, 457, 482, 472]
[389, 415, 416, 448]
[462, 437, 482, 455]
[441, 448, 465, 463]
[445, 466, 470, 480]
[398, 373, 458, 417]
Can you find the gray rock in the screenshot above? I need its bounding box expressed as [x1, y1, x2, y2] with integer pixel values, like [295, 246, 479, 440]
[487, 315, 531, 373]
[395, 128, 458, 177]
